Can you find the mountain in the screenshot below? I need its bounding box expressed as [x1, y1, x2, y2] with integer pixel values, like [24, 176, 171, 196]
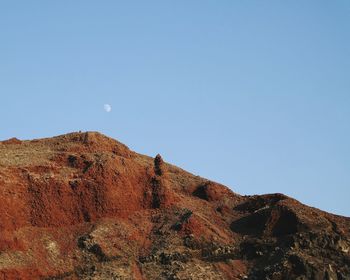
[0, 132, 349, 280]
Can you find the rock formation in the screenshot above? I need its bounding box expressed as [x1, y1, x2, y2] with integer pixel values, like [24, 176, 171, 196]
[0, 131, 348, 279]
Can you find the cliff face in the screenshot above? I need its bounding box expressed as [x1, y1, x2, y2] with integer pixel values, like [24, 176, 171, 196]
[0, 132, 349, 280]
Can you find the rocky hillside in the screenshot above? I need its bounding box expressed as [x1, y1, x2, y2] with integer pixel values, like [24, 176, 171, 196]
[0, 132, 349, 280]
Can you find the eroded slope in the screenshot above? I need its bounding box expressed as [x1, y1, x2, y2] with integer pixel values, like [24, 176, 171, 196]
[0, 132, 349, 280]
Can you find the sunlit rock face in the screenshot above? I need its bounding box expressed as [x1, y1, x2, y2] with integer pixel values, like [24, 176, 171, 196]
[0, 131, 349, 280]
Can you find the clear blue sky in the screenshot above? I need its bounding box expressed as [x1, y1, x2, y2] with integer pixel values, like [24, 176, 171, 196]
[1, 1, 349, 216]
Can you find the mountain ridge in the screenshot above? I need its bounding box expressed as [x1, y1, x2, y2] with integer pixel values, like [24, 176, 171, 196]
[0, 131, 349, 279]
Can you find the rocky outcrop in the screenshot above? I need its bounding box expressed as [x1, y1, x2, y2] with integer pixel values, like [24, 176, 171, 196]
[0, 132, 349, 279]
[150, 154, 177, 209]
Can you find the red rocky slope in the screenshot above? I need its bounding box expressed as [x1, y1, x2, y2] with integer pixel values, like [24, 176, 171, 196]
[0, 132, 349, 279]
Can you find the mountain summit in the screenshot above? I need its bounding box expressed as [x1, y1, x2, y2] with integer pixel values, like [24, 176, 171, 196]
[0, 132, 349, 279]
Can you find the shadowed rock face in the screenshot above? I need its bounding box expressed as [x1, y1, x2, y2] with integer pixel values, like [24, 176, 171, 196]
[0, 131, 349, 280]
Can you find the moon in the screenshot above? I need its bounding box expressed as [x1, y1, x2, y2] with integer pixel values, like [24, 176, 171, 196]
[104, 104, 112, 113]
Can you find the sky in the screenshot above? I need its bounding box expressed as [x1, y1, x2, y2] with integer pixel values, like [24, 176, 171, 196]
[0, 1, 349, 216]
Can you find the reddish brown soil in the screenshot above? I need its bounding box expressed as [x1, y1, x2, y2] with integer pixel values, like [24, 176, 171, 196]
[0, 131, 349, 279]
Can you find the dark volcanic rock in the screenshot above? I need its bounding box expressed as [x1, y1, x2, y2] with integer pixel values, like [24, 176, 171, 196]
[0, 131, 348, 279]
